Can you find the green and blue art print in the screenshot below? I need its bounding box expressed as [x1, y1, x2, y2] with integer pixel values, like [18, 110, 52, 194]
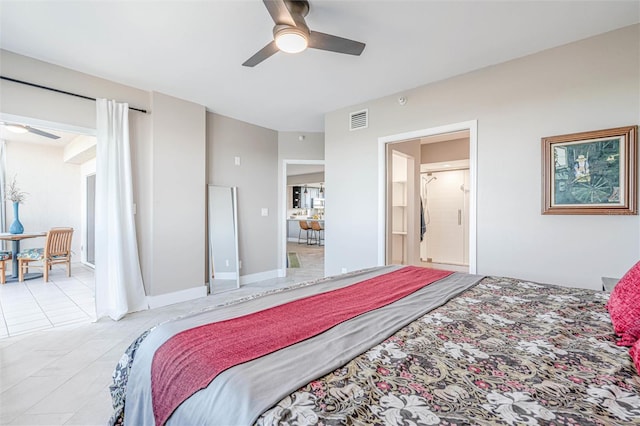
[552, 137, 623, 206]
[542, 125, 637, 215]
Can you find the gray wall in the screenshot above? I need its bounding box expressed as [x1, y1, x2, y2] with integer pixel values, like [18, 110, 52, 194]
[421, 139, 469, 163]
[150, 92, 206, 295]
[207, 113, 279, 277]
[278, 132, 325, 159]
[325, 24, 640, 289]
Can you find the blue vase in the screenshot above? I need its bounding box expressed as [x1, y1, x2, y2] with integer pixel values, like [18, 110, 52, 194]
[9, 202, 24, 234]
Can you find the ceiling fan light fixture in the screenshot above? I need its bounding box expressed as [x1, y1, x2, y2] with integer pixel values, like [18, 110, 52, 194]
[4, 124, 28, 134]
[275, 27, 308, 53]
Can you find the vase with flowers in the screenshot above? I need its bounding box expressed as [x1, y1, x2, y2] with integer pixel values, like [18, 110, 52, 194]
[5, 176, 27, 234]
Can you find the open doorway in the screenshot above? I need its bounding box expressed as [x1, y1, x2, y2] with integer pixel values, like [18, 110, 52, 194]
[0, 114, 97, 337]
[281, 160, 325, 282]
[378, 120, 477, 273]
[419, 131, 470, 272]
[387, 148, 417, 265]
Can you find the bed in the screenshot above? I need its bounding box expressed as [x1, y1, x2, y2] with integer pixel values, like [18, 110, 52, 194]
[110, 265, 640, 425]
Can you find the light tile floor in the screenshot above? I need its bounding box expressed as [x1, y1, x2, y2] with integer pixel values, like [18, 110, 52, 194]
[0, 263, 96, 339]
[0, 243, 324, 425]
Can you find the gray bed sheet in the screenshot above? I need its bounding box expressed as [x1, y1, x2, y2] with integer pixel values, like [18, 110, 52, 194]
[124, 266, 483, 425]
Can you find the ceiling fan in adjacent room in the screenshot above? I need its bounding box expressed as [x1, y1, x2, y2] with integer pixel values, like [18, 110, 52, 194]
[243, 0, 366, 67]
[0, 122, 61, 140]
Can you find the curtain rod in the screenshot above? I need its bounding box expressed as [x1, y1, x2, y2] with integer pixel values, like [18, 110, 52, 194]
[0, 76, 148, 114]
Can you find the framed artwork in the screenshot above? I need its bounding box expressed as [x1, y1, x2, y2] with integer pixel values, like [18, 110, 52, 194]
[542, 125, 637, 215]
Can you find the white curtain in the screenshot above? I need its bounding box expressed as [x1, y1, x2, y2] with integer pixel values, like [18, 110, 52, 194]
[95, 99, 148, 320]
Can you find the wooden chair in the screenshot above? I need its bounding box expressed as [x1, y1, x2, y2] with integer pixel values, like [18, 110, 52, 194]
[18, 227, 74, 282]
[0, 251, 12, 284]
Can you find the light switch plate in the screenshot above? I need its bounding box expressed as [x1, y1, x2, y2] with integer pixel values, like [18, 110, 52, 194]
[261, 208, 268, 216]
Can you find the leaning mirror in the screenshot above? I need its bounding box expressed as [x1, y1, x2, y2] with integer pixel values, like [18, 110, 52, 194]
[208, 185, 240, 293]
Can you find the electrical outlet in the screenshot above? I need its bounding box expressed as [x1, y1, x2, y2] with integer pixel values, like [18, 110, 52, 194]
[239, 260, 242, 269]
[341, 267, 347, 274]
[225, 259, 229, 267]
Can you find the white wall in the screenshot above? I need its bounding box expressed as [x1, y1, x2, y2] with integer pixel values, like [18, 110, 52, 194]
[325, 24, 640, 290]
[5, 142, 82, 255]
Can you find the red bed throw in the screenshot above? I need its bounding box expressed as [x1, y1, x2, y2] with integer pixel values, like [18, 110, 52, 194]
[151, 266, 452, 425]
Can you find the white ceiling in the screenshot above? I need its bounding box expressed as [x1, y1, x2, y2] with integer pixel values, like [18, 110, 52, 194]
[0, 1, 638, 132]
[0, 125, 79, 147]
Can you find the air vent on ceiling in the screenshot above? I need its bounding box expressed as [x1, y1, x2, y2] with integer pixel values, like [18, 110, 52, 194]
[349, 109, 368, 131]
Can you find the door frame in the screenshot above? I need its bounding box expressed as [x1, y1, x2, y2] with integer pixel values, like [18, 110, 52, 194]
[280, 159, 325, 276]
[83, 172, 96, 267]
[0, 112, 97, 267]
[377, 120, 478, 273]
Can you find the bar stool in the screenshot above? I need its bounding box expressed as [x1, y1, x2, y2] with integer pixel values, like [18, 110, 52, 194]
[310, 221, 324, 246]
[298, 220, 311, 244]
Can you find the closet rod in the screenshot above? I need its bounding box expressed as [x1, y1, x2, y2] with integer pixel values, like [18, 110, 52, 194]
[0, 76, 148, 114]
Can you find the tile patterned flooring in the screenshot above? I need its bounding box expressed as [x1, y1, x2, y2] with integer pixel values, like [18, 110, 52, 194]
[0, 263, 96, 339]
[0, 243, 324, 425]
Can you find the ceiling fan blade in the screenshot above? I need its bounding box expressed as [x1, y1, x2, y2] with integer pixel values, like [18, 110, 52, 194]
[308, 31, 366, 56]
[25, 126, 61, 140]
[263, 0, 296, 26]
[243, 41, 279, 67]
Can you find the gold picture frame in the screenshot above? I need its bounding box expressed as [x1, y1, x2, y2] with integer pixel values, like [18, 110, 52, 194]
[542, 125, 637, 215]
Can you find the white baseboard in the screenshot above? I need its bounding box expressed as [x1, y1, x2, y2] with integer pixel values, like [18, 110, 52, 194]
[147, 285, 207, 309]
[240, 269, 280, 285]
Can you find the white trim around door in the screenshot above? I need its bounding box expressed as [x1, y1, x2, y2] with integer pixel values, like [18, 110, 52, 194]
[377, 120, 478, 274]
[280, 159, 325, 276]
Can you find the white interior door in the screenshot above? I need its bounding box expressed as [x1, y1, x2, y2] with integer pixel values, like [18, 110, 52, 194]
[423, 169, 468, 265]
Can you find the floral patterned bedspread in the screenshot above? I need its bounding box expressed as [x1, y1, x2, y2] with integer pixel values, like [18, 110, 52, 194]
[257, 276, 640, 425]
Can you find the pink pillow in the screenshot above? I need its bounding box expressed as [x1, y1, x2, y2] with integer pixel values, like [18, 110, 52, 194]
[631, 339, 640, 376]
[607, 261, 640, 347]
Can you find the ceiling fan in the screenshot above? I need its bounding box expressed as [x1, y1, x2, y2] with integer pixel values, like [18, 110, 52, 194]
[1, 123, 60, 140]
[243, 0, 366, 67]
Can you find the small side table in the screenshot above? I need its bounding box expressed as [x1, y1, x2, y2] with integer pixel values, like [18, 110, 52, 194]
[601, 277, 620, 292]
